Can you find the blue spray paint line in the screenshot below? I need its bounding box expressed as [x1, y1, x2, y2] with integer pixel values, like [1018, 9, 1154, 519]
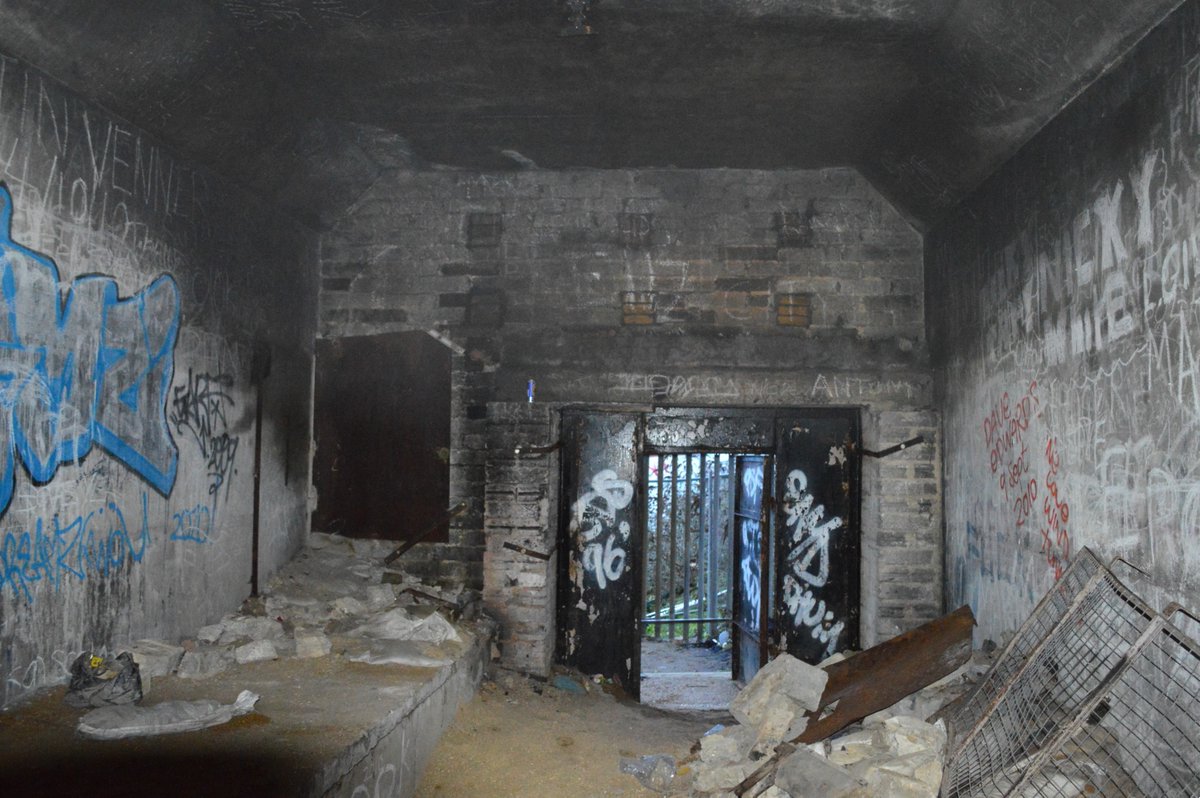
[0, 492, 151, 604]
[0, 185, 180, 515]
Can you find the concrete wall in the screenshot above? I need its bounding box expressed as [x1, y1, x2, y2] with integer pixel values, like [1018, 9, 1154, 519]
[0, 52, 317, 706]
[928, 0, 1200, 642]
[320, 167, 938, 672]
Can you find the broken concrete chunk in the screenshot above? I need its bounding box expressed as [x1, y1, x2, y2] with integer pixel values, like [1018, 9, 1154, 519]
[234, 640, 279, 664]
[850, 751, 943, 798]
[774, 746, 870, 798]
[176, 648, 232, 680]
[699, 724, 755, 766]
[196, 624, 223, 644]
[752, 701, 809, 749]
[729, 653, 827, 736]
[694, 761, 756, 793]
[364, 584, 397, 610]
[217, 616, 285, 645]
[871, 715, 947, 758]
[129, 639, 186, 678]
[826, 729, 878, 766]
[332, 596, 367, 616]
[295, 632, 332, 659]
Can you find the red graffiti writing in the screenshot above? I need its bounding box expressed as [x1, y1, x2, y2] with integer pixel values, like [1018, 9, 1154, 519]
[983, 381, 1039, 475]
[1040, 437, 1071, 580]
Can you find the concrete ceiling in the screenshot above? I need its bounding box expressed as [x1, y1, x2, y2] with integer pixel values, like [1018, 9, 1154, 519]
[0, 0, 1183, 229]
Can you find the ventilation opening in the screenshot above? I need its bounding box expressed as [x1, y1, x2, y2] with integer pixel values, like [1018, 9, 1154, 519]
[640, 452, 745, 712]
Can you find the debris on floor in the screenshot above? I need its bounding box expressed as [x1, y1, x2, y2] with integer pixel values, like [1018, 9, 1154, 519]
[624, 607, 987, 797]
[74, 532, 481, 732]
[77, 689, 260, 740]
[64, 652, 143, 708]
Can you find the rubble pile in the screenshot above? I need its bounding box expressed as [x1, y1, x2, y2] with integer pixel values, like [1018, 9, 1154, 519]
[628, 641, 999, 797]
[125, 532, 479, 685]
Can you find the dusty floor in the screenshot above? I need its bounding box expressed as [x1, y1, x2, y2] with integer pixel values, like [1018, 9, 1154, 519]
[641, 640, 732, 673]
[416, 672, 725, 798]
[0, 651, 476, 798]
[640, 639, 738, 712]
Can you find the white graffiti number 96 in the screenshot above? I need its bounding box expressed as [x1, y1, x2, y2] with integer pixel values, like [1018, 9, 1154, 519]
[571, 469, 634, 590]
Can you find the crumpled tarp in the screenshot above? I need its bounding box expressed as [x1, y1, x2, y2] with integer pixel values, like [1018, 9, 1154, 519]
[77, 690, 260, 740]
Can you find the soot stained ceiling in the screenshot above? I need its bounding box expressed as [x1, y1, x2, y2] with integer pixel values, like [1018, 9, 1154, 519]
[0, 0, 1184, 228]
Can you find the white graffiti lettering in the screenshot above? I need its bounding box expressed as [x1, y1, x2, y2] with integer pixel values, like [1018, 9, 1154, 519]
[781, 468, 845, 657]
[570, 469, 633, 590]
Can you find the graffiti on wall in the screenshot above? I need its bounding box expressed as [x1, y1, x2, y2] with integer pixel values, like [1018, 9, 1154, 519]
[0, 184, 180, 517]
[169, 368, 239, 503]
[569, 468, 633, 590]
[935, 36, 1200, 631]
[780, 468, 846, 657]
[0, 491, 150, 603]
[739, 464, 763, 625]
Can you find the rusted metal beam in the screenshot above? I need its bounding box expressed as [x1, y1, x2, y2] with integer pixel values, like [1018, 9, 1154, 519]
[734, 605, 975, 796]
[798, 604, 975, 742]
[382, 501, 468, 565]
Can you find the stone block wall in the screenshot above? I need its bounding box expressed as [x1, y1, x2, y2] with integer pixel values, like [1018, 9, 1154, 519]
[482, 403, 559, 675]
[320, 167, 939, 671]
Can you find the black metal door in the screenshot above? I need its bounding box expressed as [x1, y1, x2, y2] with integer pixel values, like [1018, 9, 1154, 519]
[732, 455, 770, 682]
[557, 410, 643, 697]
[774, 412, 860, 663]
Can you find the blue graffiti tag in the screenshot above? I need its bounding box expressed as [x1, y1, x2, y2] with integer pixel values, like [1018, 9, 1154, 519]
[0, 185, 179, 514]
[0, 492, 151, 603]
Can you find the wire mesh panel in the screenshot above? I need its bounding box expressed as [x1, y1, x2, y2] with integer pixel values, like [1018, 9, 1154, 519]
[946, 548, 1106, 757]
[943, 568, 1157, 798]
[1011, 617, 1200, 797]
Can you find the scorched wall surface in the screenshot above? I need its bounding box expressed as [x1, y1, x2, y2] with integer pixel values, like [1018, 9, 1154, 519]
[928, 0, 1200, 642]
[0, 52, 317, 707]
[320, 167, 941, 657]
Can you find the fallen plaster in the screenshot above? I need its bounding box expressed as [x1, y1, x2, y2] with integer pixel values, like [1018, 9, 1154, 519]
[0, 532, 494, 798]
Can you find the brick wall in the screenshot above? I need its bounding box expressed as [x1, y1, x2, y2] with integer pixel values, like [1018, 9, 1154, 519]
[482, 403, 559, 675]
[320, 167, 939, 671]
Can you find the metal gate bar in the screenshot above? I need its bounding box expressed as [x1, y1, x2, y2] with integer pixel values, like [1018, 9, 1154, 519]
[686, 453, 696, 643]
[643, 452, 735, 646]
[653, 456, 664, 639]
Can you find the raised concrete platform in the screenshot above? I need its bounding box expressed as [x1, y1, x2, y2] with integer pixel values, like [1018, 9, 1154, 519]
[0, 619, 491, 798]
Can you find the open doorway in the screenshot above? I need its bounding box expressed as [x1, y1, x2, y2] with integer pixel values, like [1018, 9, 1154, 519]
[556, 407, 860, 708]
[639, 452, 762, 712]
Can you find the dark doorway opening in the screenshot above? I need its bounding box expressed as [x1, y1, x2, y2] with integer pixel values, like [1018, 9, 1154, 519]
[640, 452, 744, 712]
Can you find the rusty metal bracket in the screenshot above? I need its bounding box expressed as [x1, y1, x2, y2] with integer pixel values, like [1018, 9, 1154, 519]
[513, 440, 564, 456]
[861, 435, 925, 458]
[502, 541, 552, 561]
[382, 501, 468, 565]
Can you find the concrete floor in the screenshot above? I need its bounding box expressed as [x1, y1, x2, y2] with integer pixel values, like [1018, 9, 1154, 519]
[639, 640, 738, 712]
[0, 632, 486, 798]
